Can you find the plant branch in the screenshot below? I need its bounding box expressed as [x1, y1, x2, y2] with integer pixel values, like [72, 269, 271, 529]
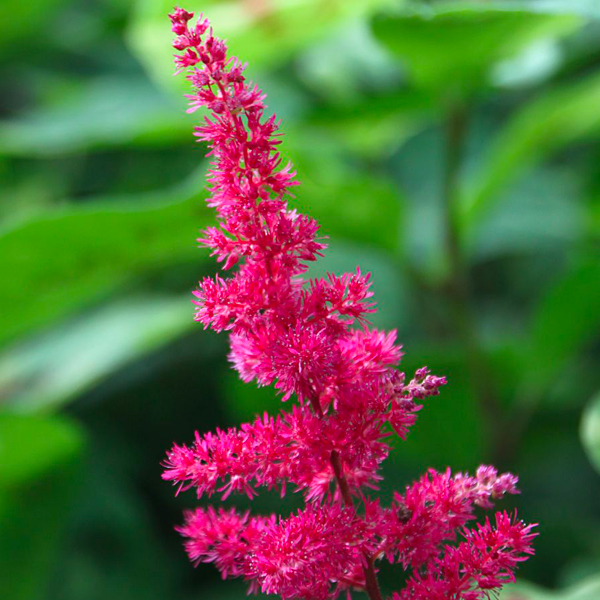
[330, 450, 383, 600]
[309, 396, 383, 600]
[441, 104, 506, 463]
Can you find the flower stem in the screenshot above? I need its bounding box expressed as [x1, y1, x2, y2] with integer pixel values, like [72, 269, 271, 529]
[309, 395, 383, 600]
[330, 453, 383, 600]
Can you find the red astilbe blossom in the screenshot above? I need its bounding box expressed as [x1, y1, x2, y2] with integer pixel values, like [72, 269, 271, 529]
[162, 8, 536, 600]
[395, 512, 537, 600]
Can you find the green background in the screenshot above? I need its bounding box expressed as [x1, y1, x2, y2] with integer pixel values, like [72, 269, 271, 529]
[1, 0, 600, 598]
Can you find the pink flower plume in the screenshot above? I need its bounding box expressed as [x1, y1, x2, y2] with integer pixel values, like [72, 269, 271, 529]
[162, 7, 535, 600]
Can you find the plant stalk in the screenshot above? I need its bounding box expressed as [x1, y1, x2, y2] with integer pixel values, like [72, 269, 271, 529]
[309, 396, 383, 600]
[441, 104, 506, 464]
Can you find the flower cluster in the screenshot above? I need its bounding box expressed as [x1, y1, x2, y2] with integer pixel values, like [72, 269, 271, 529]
[163, 8, 536, 600]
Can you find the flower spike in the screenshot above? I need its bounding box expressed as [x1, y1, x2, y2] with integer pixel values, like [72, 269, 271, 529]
[162, 8, 535, 600]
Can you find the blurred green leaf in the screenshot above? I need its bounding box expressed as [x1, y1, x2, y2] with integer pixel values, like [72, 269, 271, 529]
[522, 0, 600, 18]
[0, 169, 209, 349]
[0, 413, 84, 600]
[529, 257, 600, 384]
[0, 76, 190, 156]
[129, 0, 395, 94]
[462, 71, 600, 230]
[0, 295, 194, 415]
[289, 134, 404, 253]
[305, 88, 434, 159]
[0, 412, 83, 486]
[295, 20, 402, 105]
[467, 166, 582, 261]
[581, 392, 600, 474]
[371, 2, 580, 95]
[500, 575, 600, 599]
[0, 0, 70, 56]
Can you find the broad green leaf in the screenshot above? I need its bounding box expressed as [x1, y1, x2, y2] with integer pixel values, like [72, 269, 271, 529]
[288, 134, 403, 253]
[371, 2, 580, 95]
[0, 0, 70, 56]
[519, 0, 600, 18]
[305, 88, 434, 159]
[526, 257, 600, 390]
[500, 575, 600, 599]
[467, 165, 582, 261]
[295, 20, 402, 105]
[0, 146, 403, 368]
[0, 295, 195, 415]
[0, 413, 84, 600]
[462, 71, 600, 230]
[0, 76, 190, 157]
[129, 0, 395, 94]
[581, 392, 600, 474]
[0, 413, 83, 487]
[0, 169, 209, 349]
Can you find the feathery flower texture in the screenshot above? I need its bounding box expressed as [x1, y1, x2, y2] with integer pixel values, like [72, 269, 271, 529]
[163, 8, 536, 600]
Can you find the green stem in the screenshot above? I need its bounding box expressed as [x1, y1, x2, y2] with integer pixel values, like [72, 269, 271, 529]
[441, 104, 506, 464]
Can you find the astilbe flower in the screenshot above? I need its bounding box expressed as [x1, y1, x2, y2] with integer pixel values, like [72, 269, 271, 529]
[162, 8, 536, 600]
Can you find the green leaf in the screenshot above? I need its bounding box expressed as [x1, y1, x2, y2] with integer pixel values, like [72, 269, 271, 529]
[500, 575, 600, 599]
[288, 133, 404, 253]
[461, 71, 600, 230]
[526, 257, 600, 390]
[371, 2, 580, 95]
[518, 0, 600, 19]
[0, 76, 190, 157]
[305, 89, 434, 159]
[0, 413, 84, 600]
[129, 0, 394, 94]
[0, 295, 196, 415]
[467, 165, 582, 261]
[581, 392, 600, 474]
[0, 413, 83, 487]
[0, 0, 70, 56]
[0, 169, 210, 349]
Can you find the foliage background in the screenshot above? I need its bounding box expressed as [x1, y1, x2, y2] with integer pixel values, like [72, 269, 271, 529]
[1, 0, 600, 598]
